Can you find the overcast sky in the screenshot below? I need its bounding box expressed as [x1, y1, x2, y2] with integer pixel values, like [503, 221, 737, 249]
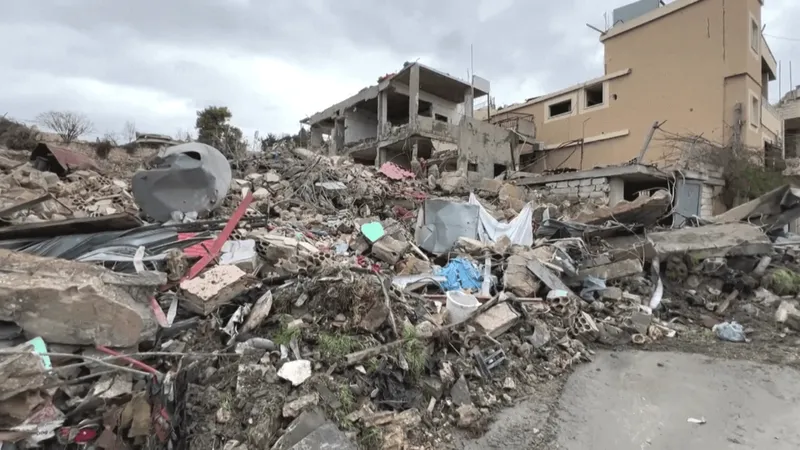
[1, 0, 798, 141]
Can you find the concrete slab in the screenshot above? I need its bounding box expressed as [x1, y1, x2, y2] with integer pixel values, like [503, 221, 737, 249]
[652, 223, 772, 259]
[608, 223, 772, 262]
[576, 258, 643, 281]
[554, 351, 800, 449]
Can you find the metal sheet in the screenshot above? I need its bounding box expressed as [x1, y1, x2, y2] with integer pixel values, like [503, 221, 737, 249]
[0, 213, 142, 240]
[132, 142, 232, 222]
[2, 228, 178, 260]
[29, 143, 101, 176]
[415, 199, 479, 254]
[674, 180, 702, 227]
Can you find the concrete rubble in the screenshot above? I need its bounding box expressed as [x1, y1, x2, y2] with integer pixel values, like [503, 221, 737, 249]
[1, 140, 799, 449]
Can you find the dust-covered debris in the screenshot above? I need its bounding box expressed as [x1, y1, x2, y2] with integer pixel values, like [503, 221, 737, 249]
[3, 138, 800, 449]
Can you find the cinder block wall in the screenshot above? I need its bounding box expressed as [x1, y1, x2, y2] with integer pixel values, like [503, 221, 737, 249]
[540, 177, 611, 205]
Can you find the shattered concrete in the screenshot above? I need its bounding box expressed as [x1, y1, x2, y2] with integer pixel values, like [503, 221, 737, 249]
[0, 249, 161, 346]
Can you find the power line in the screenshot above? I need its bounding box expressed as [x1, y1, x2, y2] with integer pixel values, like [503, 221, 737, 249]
[764, 33, 800, 42]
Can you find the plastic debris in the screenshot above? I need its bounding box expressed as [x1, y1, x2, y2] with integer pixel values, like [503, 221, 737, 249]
[712, 321, 747, 342]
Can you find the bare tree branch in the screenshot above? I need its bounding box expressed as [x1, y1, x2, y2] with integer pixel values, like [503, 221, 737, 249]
[35, 111, 93, 144]
[122, 120, 137, 143]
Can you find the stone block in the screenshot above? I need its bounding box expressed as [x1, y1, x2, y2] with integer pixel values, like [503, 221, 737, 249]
[503, 255, 540, 296]
[568, 180, 581, 187]
[475, 303, 520, 337]
[579, 178, 592, 186]
[479, 178, 504, 195]
[499, 183, 524, 202]
[283, 393, 320, 418]
[556, 181, 569, 188]
[592, 177, 608, 185]
[371, 236, 409, 265]
[622, 312, 653, 335]
[599, 287, 623, 301]
[577, 259, 644, 281]
[180, 265, 248, 315]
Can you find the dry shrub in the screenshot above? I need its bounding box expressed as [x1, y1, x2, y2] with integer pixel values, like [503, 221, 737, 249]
[122, 142, 138, 155]
[93, 140, 114, 159]
[660, 132, 786, 208]
[0, 117, 40, 150]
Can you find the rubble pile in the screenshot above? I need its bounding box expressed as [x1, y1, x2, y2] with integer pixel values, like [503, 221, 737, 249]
[3, 141, 800, 449]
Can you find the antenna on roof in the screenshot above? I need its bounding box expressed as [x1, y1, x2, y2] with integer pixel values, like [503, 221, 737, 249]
[586, 23, 604, 34]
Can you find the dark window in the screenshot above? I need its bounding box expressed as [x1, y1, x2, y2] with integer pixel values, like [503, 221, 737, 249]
[548, 100, 572, 118]
[585, 83, 604, 107]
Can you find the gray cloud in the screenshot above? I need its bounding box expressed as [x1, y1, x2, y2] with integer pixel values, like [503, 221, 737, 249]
[0, 0, 796, 139]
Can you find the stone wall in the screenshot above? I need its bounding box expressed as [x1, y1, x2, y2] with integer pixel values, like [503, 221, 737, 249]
[539, 177, 611, 205]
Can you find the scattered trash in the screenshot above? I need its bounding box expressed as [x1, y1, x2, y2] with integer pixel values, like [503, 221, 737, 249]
[579, 275, 606, 302]
[438, 257, 483, 291]
[278, 360, 312, 386]
[446, 290, 480, 324]
[687, 417, 707, 425]
[360, 222, 385, 243]
[712, 321, 747, 342]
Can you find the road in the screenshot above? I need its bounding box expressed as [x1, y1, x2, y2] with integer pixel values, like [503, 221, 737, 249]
[461, 351, 800, 450]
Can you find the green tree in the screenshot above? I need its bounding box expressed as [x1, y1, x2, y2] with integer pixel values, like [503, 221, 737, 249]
[195, 106, 246, 159]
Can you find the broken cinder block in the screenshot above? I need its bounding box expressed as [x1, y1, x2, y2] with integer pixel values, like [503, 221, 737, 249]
[180, 265, 249, 315]
[371, 236, 409, 265]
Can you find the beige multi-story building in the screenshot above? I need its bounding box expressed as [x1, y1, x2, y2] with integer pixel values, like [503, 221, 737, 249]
[492, 0, 779, 173]
[778, 87, 800, 157]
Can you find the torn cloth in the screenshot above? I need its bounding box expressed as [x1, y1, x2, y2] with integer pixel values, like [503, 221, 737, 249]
[468, 193, 533, 246]
[437, 257, 482, 291]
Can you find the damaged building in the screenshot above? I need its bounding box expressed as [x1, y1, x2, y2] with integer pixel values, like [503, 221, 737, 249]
[301, 62, 534, 179]
[489, 0, 780, 222]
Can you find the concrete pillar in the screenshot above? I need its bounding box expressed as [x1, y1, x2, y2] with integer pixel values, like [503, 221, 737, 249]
[377, 90, 388, 138]
[608, 177, 625, 206]
[463, 89, 474, 119]
[332, 119, 345, 156]
[408, 64, 420, 126]
[375, 146, 388, 168]
[310, 126, 323, 150]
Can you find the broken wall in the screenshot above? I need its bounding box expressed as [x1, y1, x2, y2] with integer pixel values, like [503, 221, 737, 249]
[344, 108, 378, 144]
[390, 82, 462, 124]
[457, 117, 516, 178]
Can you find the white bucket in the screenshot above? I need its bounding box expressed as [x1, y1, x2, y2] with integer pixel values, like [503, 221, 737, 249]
[446, 290, 480, 325]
